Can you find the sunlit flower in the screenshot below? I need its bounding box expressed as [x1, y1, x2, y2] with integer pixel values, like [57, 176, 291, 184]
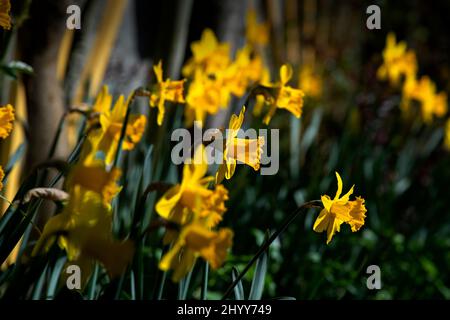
[0, 0, 11, 30]
[216, 107, 265, 183]
[149, 61, 186, 125]
[182, 28, 231, 77]
[313, 172, 367, 244]
[246, 9, 269, 46]
[377, 33, 417, 86]
[32, 187, 134, 282]
[159, 222, 233, 282]
[298, 65, 322, 98]
[0, 104, 14, 139]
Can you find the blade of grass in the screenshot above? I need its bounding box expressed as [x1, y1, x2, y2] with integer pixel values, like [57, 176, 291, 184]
[231, 267, 245, 300]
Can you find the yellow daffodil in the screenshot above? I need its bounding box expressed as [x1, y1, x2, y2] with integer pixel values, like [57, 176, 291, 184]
[0, 104, 14, 139]
[182, 28, 231, 77]
[223, 46, 264, 97]
[156, 145, 228, 228]
[377, 33, 417, 86]
[87, 92, 147, 165]
[246, 9, 269, 46]
[159, 222, 233, 282]
[185, 70, 230, 126]
[32, 187, 134, 283]
[402, 76, 448, 123]
[298, 65, 322, 98]
[0, 0, 11, 30]
[216, 107, 265, 183]
[149, 60, 186, 125]
[261, 64, 305, 125]
[67, 160, 122, 206]
[313, 172, 367, 244]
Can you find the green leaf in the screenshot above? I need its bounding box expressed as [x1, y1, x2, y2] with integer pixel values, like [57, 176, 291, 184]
[231, 267, 245, 300]
[0, 61, 34, 79]
[248, 250, 267, 300]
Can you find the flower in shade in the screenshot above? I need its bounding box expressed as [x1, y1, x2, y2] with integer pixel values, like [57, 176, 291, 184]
[32, 187, 134, 284]
[245, 9, 269, 47]
[0, 0, 11, 30]
[216, 107, 265, 183]
[149, 60, 186, 125]
[159, 222, 233, 282]
[313, 172, 367, 244]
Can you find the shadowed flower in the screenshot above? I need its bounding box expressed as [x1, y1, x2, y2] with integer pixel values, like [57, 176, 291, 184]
[0, 104, 14, 139]
[313, 172, 367, 244]
[445, 119, 450, 150]
[298, 65, 322, 98]
[0, 0, 11, 30]
[150, 60, 186, 125]
[159, 222, 233, 282]
[32, 187, 134, 283]
[216, 107, 265, 183]
[246, 9, 269, 46]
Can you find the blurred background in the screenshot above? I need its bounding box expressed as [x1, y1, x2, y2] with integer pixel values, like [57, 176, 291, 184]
[0, 0, 449, 299]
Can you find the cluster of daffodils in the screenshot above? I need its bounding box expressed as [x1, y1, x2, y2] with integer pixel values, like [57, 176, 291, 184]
[378, 33, 448, 124]
[181, 28, 265, 126]
[32, 87, 147, 285]
[156, 145, 232, 281]
[0, 104, 15, 191]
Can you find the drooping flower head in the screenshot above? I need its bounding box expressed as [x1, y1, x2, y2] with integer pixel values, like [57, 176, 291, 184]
[313, 172, 367, 244]
[216, 107, 265, 183]
[260, 64, 305, 125]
